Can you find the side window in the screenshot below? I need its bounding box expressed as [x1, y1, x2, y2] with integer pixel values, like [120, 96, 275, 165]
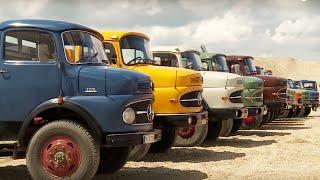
[104, 43, 116, 64]
[4, 31, 56, 62]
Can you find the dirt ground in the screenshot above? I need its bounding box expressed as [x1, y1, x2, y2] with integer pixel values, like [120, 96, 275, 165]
[0, 112, 319, 180]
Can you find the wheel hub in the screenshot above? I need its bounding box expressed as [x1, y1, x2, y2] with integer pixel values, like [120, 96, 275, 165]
[40, 136, 81, 177]
[178, 127, 196, 139]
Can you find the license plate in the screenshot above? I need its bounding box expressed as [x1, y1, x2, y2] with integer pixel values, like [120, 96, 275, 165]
[143, 134, 155, 144]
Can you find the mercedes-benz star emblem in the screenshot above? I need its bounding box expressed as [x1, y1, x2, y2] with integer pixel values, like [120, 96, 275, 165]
[147, 104, 154, 121]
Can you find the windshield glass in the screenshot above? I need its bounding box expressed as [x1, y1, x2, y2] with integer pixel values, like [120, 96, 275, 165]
[302, 81, 317, 90]
[288, 80, 294, 88]
[213, 55, 229, 72]
[120, 35, 154, 65]
[63, 31, 107, 64]
[256, 67, 265, 75]
[181, 51, 203, 71]
[292, 81, 302, 89]
[244, 57, 257, 75]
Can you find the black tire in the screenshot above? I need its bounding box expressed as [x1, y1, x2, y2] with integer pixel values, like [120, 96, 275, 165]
[26, 120, 100, 180]
[293, 108, 301, 117]
[206, 119, 222, 141]
[128, 144, 151, 162]
[287, 108, 295, 118]
[149, 128, 177, 153]
[174, 124, 208, 147]
[279, 109, 289, 119]
[304, 107, 312, 116]
[219, 118, 233, 137]
[268, 111, 276, 122]
[262, 111, 271, 124]
[273, 110, 280, 120]
[98, 146, 130, 174]
[231, 119, 243, 134]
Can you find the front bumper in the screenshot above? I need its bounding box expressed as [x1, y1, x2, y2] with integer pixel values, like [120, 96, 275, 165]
[104, 129, 162, 147]
[265, 100, 287, 110]
[247, 105, 267, 116]
[153, 111, 208, 128]
[210, 108, 248, 120]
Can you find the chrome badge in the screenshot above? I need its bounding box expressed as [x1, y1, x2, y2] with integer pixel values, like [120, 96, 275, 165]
[85, 88, 97, 93]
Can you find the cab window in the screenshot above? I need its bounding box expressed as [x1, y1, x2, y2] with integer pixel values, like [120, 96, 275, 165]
[104, 42, 116, 64]
[152, 53, 179, 67]
[4, 31, 56, 62]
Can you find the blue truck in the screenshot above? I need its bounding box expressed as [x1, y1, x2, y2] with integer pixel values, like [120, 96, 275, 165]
[0, 19, 161, 179]
[300, 80, 319, 116]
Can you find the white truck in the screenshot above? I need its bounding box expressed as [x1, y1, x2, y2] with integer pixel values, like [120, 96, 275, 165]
[153, 49, 248, 146]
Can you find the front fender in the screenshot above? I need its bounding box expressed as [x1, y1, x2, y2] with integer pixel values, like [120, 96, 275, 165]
[18, 98, 102, 146]
[203, 87, 244, 109]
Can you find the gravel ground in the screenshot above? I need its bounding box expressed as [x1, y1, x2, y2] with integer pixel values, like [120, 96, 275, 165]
[0, 111, 319, 180]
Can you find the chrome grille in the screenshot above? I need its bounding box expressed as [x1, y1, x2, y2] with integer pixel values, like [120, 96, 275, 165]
[229, 90, 243, 103]
[180, 91, 202, 107]
[128, 99, 153, 124]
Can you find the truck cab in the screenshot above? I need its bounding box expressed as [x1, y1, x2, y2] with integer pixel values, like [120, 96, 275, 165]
[0, 20, 161, 179]
[200, 51, 266, 129]
[226, 56, 288, 123]
[285, 79, 304, 118]
[293, 80, 319, 116]
[153, 49, 248, 142]
[101, 32, 207, 153]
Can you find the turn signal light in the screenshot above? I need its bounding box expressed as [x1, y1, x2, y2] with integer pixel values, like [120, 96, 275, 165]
[221, 96, 228, 101]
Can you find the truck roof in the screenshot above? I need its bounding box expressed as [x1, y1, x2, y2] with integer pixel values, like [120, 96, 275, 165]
[0, 19, 103, 40]
[200, 52, 226, 59]
[101, 31, 150, 41]
[226, 55, 254, 61]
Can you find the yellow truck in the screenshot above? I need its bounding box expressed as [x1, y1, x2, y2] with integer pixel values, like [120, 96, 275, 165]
[100, 32, 208, 160]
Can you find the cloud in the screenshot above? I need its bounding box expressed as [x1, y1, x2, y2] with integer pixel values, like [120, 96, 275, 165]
[134, 11, 253, 50]
[271, 16, 320, 43]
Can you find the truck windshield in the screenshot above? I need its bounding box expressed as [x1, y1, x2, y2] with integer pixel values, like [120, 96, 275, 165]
[244, 57, 257, 75]
[63, 31, 107, 64]
[292, 81, 302, 89]
[181, 51, 204, 71]
[302, 81, 317, 90]
[213, 55, 229, 72]
[256, 67, 265, 75]
[120, 35, 154, 65]
[288, 80, 294, 89]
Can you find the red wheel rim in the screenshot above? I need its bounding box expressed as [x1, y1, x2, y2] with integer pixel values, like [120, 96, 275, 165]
[178, 127, 196, 139]
[40, 136, 81, 177]
[244, 116, 255, 125]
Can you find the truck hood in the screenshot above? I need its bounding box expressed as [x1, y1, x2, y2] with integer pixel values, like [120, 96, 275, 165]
[200, 71, 242, 88]
[131, 65, 202, 88]
[254, 75, 287, 87]
[78, 66, 152, 95]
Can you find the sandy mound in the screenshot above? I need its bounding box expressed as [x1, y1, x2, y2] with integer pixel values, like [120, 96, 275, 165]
[255, 57, 320, 83]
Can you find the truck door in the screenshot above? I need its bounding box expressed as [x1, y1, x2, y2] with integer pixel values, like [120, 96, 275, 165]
[0, 29, 60, 139]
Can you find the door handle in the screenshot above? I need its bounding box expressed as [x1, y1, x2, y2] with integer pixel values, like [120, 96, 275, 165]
[0, 70, 8, 73]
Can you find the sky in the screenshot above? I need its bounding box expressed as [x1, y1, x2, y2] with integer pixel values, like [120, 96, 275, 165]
[0, 0, 319, 60]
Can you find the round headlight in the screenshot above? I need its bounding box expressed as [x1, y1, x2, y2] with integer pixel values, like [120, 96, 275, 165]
[122, 107, 135, 124]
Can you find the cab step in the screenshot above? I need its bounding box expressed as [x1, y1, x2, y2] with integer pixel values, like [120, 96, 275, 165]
[0, 141, 20, 159]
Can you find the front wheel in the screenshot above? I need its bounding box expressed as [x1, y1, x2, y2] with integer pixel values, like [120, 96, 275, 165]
[26, 120, 100, 180]
[98, 147, 130, 174]
[230, 119, 243, 134]
[206, 120, 222, 141]
[174, 124, 208, 147]
[304, 107, 312, 116]
[149, 128, 177, 153]
[128, 144, 151, 161]
[219, 118, 233, 137]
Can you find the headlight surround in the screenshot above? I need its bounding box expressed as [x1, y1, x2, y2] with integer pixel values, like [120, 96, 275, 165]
[226, 77, 243, 87]
[122, 107, 136, 124]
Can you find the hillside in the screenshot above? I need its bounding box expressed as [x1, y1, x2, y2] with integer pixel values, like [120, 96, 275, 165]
[255, 57, 320, 83]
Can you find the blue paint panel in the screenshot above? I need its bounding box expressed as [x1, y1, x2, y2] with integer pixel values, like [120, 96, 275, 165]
[0, 62, 60, 122]
[78, 66, 106, 96]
